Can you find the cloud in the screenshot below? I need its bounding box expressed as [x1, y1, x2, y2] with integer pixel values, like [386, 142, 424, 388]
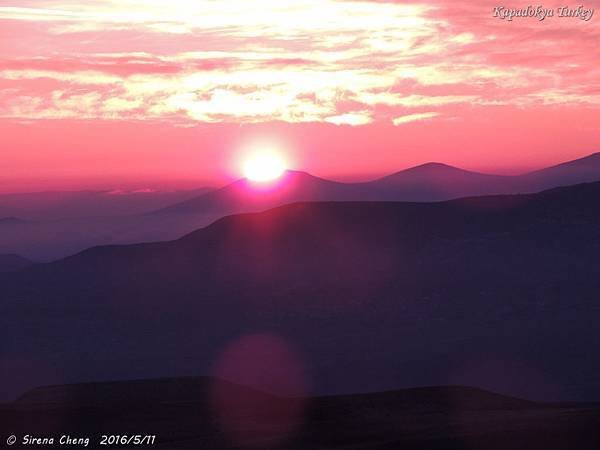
[0, 56, 187, 76]
[325, 112, 373, 126]
[0, 0, 599, 124]
[392, 112, 440, 125]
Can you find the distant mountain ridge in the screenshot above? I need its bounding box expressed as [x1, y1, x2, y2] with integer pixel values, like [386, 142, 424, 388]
[523, 151, 600, 188]
[156, 170, 369, 215]
[2, 153, 599, 262]
[155, 152, 600, 215]
[0, 187, 212, 220]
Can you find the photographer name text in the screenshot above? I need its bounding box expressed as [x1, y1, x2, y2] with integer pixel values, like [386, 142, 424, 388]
[6, 434, 157, 447]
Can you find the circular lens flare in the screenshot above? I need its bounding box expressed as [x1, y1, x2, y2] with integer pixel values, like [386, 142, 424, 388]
[242, 152, 286, 182]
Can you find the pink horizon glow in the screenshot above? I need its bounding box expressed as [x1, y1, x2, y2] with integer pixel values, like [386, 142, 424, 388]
[1, 1, 599, 192]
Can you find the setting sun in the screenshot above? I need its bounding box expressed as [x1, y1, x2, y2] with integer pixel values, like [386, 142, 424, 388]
[242, 151, 287, 182]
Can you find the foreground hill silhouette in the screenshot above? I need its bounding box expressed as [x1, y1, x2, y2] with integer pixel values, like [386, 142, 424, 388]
[2, 377, 599, 449]
[1, 182, 600, 403]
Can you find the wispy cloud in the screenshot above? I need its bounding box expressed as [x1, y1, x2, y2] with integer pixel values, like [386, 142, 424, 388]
[392, 112, 440, 126]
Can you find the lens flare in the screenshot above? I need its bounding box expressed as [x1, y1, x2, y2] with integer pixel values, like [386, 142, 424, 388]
[209, 333, 310, 447]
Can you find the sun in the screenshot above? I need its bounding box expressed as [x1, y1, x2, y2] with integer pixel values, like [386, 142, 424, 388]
[242, 151, 287, 182]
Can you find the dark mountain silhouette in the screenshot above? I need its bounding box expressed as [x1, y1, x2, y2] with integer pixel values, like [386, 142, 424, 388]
[2, 153, 600, 262]
[14, 376, 269, 407]
[370, 162, 517, 200]
[0, 253, 33, 272]
[155, 152, 600, 215]
[521, 152, 600, 190]
[2, 182, 600, 403]
[153, 166, 513, 215]
[155, 170, 372, 215]
[3, 377, 600, 450]
[13, 377, 530, 410]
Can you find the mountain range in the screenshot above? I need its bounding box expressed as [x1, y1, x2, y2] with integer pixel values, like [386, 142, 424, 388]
[155, 152, 600, 215]
[2, 181, 599, 402]
[2, 152, 600, 261]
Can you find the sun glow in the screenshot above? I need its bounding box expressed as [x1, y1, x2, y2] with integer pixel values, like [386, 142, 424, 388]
[242, 151, 287, 182]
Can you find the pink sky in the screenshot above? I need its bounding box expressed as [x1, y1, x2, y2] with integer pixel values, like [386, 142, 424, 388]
[1, 0, 599, 192]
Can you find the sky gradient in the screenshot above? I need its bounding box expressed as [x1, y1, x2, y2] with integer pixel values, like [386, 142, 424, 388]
[1, 0, 599, 192]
